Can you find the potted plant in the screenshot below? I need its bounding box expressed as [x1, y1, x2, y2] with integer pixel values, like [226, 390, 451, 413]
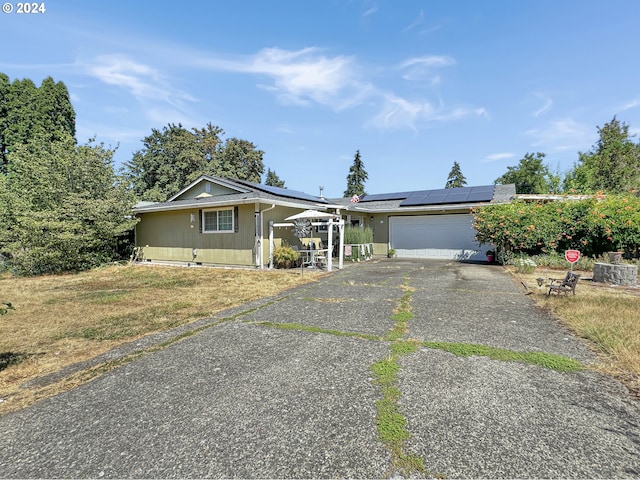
[273, 245, 299, 269]
[607, 251, 623, 264]
[388, 248, 397, 259]
[486, 250, 495, 263]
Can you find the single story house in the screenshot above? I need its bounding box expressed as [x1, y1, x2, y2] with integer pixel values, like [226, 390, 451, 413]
[132, 175, 515, 268]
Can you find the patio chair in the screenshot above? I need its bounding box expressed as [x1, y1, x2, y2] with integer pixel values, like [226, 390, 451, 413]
[547, 271, 580, 296]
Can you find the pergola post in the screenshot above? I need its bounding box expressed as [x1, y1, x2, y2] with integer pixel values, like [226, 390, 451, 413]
[268, 221, 274, 269]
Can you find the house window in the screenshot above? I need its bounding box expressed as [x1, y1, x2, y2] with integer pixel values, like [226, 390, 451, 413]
[202, 208, 234, 233]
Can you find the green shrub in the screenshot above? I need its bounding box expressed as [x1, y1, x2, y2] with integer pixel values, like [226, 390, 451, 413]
[472, 194, 640, 260]
[344, 226, 373, 244]
[272, 245, 299, 268]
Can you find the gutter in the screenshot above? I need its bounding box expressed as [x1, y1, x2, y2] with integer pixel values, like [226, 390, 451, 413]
[133, 197, 340, 214]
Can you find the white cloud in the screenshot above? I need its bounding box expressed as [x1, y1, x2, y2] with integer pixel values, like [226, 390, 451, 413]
[399, 56, 456, 84]
[179, 47, 482, 131]
[485, 152, 517, 162]
[362, 5, 378, 17]
[533, 93, 553, 117]
[197, 47, 369, 110]
[525, 118, 594, 152]
[370, 93, 486, 129]
[403, 10, 425, 33]
[85, 54, 196, 109]
[622, 98, 640, 110]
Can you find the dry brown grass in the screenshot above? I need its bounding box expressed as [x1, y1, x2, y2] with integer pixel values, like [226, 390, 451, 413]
[0, 264, 320, 414]
[515, 267, 640, 395]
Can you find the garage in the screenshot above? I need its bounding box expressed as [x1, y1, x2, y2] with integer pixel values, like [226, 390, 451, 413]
[389, 214, 482, 260]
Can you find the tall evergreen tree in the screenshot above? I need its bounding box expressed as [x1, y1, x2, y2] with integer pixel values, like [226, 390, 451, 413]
[445, 161, 467, 188]
[344, 150, 368, 197]
[0, 73, 9, 172]
[0, 74, 75, 173]
[265, 168, 285, 187]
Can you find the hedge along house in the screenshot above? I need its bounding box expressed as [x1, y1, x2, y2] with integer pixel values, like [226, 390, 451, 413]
[132, 175, 346, 269]
[331, 184, 516, 261]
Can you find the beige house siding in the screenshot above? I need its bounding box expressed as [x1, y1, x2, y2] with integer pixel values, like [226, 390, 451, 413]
[136, 205, 257, 266]
[135, 203, 335, 267]
[173, 181, 239, 200]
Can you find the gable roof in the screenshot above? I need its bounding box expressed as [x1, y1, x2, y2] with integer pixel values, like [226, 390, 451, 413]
[332, 184, 516, 213]
[133, 175, 334, 214]
[133, 175, 516, 215]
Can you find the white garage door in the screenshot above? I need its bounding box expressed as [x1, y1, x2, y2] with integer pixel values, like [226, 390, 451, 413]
[389, 214, 482, 260]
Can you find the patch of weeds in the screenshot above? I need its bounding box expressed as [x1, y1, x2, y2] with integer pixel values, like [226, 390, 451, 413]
[391, 340, 418, 356]
[391, 311, 414, 322]
[375, 394, 410, 443]
[371, 358, 400, 385]
[370, 276, 430, 477]
[423, 341, 583, 372]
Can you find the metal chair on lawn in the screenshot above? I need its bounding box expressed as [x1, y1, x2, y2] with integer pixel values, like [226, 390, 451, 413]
[547, 271, 580, 296]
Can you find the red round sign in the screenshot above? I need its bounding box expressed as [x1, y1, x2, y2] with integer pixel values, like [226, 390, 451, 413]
[565, 250, 580, 263]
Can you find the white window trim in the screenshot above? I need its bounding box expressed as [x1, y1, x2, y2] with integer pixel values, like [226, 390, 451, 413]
[202, 207, 234, 233]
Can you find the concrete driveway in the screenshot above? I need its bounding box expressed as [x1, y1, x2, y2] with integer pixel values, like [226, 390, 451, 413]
[1, 259, 639, 478]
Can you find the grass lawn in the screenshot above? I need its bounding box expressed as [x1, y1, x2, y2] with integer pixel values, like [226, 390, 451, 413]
[515, 267, 640, 396]
[0, 263, 320, 414]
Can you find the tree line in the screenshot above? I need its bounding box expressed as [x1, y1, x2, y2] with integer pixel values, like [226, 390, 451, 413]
[444, 116, 640, 194]
[2, 72, 638, 275]
[0, 74, 285, 275]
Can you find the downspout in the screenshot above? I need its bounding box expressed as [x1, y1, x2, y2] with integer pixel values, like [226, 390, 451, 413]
[259, 204, 276, 269]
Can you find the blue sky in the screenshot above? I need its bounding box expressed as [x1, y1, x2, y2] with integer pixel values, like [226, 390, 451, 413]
[2, 0, 640, 198]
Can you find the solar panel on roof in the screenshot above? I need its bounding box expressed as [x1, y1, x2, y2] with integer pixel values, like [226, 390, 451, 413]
[235, 180, 329, 204]
[399, 185, 495, 206]
[358, 191, 413, 202]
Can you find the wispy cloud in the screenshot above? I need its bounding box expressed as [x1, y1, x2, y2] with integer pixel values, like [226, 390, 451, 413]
[525, 118, 594, 152]
[399, 56, 456, 85]
[403, 10, 425, 33]
[197, 47, 369, 110]
[370, 93, 486, 130]
[362, 4, 378, 17]
[485, 152, 517, 162]
[533, 93, 553, 117]
[83, 46, 484, 134]
[85, 54, 197, 109]
[622, 97, 640, 110]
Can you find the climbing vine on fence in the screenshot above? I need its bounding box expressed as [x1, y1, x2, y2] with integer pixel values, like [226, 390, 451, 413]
[472, 194, 640, 258]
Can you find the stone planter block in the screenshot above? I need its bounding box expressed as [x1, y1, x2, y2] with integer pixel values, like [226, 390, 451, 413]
[593, 262, 638, 287]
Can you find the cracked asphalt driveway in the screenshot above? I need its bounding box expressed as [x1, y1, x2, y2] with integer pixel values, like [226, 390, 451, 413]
[1, 259, 639, 478]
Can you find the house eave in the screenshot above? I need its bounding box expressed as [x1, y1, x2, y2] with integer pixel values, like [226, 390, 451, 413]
[345, 201, 494, 214]
[133, 197, 338, 214]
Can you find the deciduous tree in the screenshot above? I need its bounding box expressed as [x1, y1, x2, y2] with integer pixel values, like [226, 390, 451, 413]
[125, 123, 264, 201]
[1, 134, 137, 275]
[565, 117, 640, 193]
[494, 152, 556, 194]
